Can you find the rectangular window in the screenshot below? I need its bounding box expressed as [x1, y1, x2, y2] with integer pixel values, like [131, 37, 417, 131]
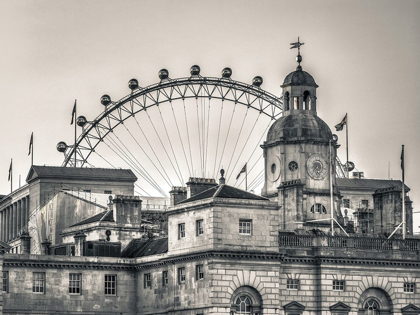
[178, 223, 186, 239]
[196, 265, 204, 280]
[239, 219, 252, 235]
[162, 271, 168, 287]
[105, 275, 117, 295]
[144, 273, 152, 288]
[33, 272, 45, 294]
[2, 271, 8, 293]
[196, 219, 204, 236]
[286, 279, 300, 290]
[343, 199, 350, 208]
[333, 280, 345, 291]
[69, 273, 82, 295]
[104, 190, 112, 194]
[404, 282, 415, 293]
[178, 267, 186, 284]
[361, 200, 369, 208]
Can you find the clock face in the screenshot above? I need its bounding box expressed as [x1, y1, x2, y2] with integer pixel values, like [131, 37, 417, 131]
[289, 161, 298, 171]
[307, 154, 328, 180]
[267, 155, 281, 182]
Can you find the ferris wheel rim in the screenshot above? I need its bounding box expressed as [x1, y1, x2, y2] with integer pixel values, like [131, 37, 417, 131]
[60, 75, 283, 168]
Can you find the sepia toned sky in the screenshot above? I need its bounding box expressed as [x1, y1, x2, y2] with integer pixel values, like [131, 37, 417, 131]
[1, 1, 419, 229]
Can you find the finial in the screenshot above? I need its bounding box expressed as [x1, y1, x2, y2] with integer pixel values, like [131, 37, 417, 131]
[219, 169, 225, 185]
[290, 37, 305, 70]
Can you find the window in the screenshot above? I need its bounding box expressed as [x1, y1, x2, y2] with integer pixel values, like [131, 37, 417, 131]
[239, 219, 252, 235]
[178, 267, 186, 284]
[162, 271, 168, 286]
[404, 282, 416, 293]
[333, 280, 345, 291]
[144, 273, 152, 288]
[83, 189, 91, 193]
[105, 275, 117, 295]
[294, 97, 299, 110]
[69, 273, 82, 295]
[178, 223, 185, 239]
[303, 91, 310, 110]
[33, 272, 45, 294]
[104, 190, 112, 194]
[362, 200, 369, 208]
[364, 299, 379, 315]
[287, 279, 300, 290]
[2, 271, 8, 293]
[284, 92, 290, 111]
[311, 203, 327, 214]
[235, 295, 252, 314]
[343, 199, 350, 208]
[196, 219, 204, 236]
[196, 265, 204, 280]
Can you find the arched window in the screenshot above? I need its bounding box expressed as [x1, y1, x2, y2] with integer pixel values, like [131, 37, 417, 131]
[310, 203, 327, 214]
[294, 97, 299, 110]
[303, 91, 311, 110]
[364, 299, 380, 315]
[284, 92, 290, 111]
[235, 295, 252, 314]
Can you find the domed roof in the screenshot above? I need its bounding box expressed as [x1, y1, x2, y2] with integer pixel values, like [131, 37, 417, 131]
[281, 69, 318, 88]
[267, 112, 332, 143]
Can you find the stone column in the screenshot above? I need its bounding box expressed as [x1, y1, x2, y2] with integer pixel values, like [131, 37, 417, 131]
[17, 200, 22, 235]
[0, 210, 4, 241]
[26, 196, 30, 224]
[21, 197, 26, 231]
[74, 233, 87, 257]
[7, 206, 11, 241]
[12, 203, 17, 239]
[20, 231, 31, 254]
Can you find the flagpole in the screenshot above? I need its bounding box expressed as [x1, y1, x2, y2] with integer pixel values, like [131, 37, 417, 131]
[74, 100, 77, 168]
[402, 145, 405, 239]
[31, 132, 34, 166]
[346, 113, 349, 178]
[10, 158, 13, 194]
[329, 140, 334, 236]
[245, 168, 248, 191]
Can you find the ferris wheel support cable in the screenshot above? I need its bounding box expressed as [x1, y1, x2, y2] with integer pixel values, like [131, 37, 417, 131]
[195, 98, 204, 177]
[227, 113, 261, 183]
[216, 102, 237, 179]
[204, 98, 211, 177]
[247, 169, 264, 191]
[212, 100, 224, 179]
[236, 153, 264, 188]
[145, 110, 184, 185]
[105, 133, 166, 196]
[182, 99, 194, 178]
[249, 175, 265, 193]
[225, 106, 249, 178]
[170, 101, 192, 178]
[201, 94, 206, 176]
[157, 105, 185, 185]
[133, 116, 174, 188]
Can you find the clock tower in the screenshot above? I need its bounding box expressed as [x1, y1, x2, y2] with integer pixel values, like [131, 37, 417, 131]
[261, 41, 342, 230]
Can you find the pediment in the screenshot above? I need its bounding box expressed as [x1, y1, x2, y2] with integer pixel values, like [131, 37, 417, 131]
[283, 301, 306, 311]
[25, 166, 38, 183]
[330, 302, 351, 312]
[402, 304, 420, 315]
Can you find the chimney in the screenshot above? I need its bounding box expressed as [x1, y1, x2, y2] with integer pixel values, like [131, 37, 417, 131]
[113, 195, 142, 226]
[186, 177, 217, 199]
[41, 239, 51, 255]
[170, 186, 187, 206]
[73, 232, 86, 256]
[20, 231, 31, 254]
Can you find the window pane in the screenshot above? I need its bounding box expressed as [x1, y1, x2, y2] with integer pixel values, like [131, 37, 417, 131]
[33, 272, 45, 293]
[105, 275, 117, 295]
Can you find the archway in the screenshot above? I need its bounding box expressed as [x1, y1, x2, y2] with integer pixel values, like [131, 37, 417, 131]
[358, 288, 393, 315]
[230, 286, 262, 315]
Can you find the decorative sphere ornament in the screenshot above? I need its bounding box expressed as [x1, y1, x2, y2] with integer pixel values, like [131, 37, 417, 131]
[190, 65, 200, 76]
[332, 134, 339, 142]
[158, 69, 169, 80]
[56, 141, 67, 152]
[100, 95, 111, 106]
[76, 116, 87, 127]
[128, 78, 138, 90]
[221, 67, 232, 78]
[296, 54, 302, 63]
[252, 76, 263, 87]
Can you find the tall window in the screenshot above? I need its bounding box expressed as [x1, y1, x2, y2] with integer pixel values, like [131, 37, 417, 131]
[404, 282, 416, 293]
[2, 271, 8, 293]
[235, 295, 252, 314]
[33, 272, 45, 294]
[287, 279, 300, 290]
[239, 219, 252, 235]
[178, 267, 186, 284]
[178, 223, 186, 239]
[303, 91, 310, 110]
[284, 92, 290, 111]
[69, 273, 82, 295]
[294, 97, 299, 110]
[162, 271, 168, 286]
[333, 280, 345, 291]
[196, 265, 204, 280]
[144, 273, 152, 288]
[196, 219, 204, 236]
[105, 275, 117, 295]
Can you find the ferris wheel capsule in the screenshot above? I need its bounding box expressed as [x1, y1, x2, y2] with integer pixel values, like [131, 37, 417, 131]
[159, 69, 169, 80]
[221, 67, 232, 78]
[252, 76, 263, 87]
[101, 95, 111, 106]
[190, 65, 200, 76]
[128, 79, 138, 90]
[56, 141, 67, 152]
[76, 116, 87, 127]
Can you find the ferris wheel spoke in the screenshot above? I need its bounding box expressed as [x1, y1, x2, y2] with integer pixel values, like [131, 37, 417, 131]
[183, 100, 194, 178]
[212, 100, 224, 179]
[248, 170, 265, 192]
[236, 153, 264, 188]
[195, 98, 204, 177]
[216, 102, 237, 178]
[204, 98, 211, 177]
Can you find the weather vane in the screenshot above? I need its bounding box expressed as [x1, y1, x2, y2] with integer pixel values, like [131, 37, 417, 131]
[290, 37, 305, 70]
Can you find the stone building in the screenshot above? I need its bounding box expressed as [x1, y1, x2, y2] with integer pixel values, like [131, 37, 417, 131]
[0, 52, 418, 315]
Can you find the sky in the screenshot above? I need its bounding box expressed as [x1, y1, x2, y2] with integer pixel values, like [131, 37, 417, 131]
[1, 1, 419, 228]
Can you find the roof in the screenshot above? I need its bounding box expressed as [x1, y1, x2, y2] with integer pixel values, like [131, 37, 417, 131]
[177, 184, 269, 205]
[336, 178, 410, 191]
[26, 166, 137, 183]
[70, 210, 114, 227]
[121, 237, 168, 258]
[281, 69, 318, 88]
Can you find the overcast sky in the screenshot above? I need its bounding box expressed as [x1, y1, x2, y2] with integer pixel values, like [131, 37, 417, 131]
[1, 0, 419, 229]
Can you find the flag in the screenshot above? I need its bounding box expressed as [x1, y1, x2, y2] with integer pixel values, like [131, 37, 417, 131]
[401, 145, 405, 182]
[236, 163, 247, 180]
[8, 159, 12, 181]
[70, 100, 76, 125]
[334, 114, 347, 131]
[28, 132, 33, 156]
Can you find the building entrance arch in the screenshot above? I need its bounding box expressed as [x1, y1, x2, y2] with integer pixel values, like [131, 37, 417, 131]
[230, 285, 262, 315]
[358, 287, 393, 315]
